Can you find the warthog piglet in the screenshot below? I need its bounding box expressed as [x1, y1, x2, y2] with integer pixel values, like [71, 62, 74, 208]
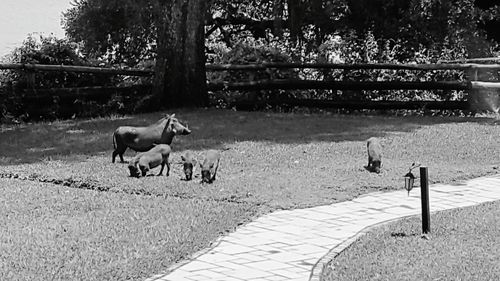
[200, 150, 221, 184]
[367, 137, 382, 173]
[181, 151, 197, 181]
[128, 144, 172, 177]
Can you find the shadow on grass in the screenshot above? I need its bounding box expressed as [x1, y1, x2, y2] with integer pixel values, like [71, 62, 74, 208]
[0, 108, 496, 165]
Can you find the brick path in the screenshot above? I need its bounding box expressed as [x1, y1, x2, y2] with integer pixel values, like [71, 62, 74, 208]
[147, 174, 500, 281]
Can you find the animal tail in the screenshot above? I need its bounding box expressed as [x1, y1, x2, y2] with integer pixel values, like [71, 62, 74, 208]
[112, 131, 117, 150]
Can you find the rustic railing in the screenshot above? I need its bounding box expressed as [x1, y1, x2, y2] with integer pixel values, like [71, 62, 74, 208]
[1, 62, 500, 112]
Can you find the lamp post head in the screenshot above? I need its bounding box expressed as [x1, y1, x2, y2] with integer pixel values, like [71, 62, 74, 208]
[404, 171, 416, 195]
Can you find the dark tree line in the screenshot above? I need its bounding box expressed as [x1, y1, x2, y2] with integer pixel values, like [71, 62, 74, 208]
[7, 0, 500, 108]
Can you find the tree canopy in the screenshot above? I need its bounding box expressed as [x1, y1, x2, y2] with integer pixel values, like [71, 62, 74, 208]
[62, 0, 500, 65]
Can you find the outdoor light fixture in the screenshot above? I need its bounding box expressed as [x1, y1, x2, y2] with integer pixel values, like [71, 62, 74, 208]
[403, 162, 431, 235]
[404, 162, 420, 196]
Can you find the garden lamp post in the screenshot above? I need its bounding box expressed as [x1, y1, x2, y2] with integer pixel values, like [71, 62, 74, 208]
[404, 163, 431, 235]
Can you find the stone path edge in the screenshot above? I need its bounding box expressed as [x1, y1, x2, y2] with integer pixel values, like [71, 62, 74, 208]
[309, 212, 420, 281]
[309, 194, 500, 281]
[146, 215, 263, 281]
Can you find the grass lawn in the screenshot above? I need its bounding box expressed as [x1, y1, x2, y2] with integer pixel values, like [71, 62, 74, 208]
[0, 178, 254, 281]
[321, 200, 500, 281]
[1, 108, 499, 279]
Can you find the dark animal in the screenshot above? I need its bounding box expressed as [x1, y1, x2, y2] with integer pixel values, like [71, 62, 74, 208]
[112, 114, 191, 163]
[180, 151, 197, 181]
[367, 137, 382, 173]
[200, 150, 221, 184]
[128, 144, 172, 177]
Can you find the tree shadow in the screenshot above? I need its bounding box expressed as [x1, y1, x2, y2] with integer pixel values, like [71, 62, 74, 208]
[0, 108, 497, 165]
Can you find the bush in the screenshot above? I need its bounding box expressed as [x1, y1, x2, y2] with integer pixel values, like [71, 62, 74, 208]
[207, 36, 300, 109]
[0, 34, 130, 121]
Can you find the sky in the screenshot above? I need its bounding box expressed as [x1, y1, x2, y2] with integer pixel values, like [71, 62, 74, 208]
[0, 0, 73, 57]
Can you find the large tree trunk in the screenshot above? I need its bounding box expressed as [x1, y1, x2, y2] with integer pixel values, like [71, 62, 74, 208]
[287, 0, 303, 43]
[273, 0, 284, 38]
[153, 0, 208, 108]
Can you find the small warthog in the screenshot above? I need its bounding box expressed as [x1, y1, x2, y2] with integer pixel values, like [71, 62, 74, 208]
[112, 114, 191, 163]
[200, 150, 221, 184]
[128, 144, 172, 177]
[367, 137, 382, 173]
[180, 151, 197, 181]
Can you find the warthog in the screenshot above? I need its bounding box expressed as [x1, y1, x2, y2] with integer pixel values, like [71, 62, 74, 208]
[367, 137, 382, 173]
[112, 114, 191, 163]
[200, 150, 221, 184]
[180, 151, 197, 181]
[128, 144, 172, 177]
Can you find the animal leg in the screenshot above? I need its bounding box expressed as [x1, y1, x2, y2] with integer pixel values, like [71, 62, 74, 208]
[212, 159, 220, 181]
[157, 163, 164, 176]
[368, 156, 373, 168]
[166, 161, 170, 177]
[112, 150, 118, 163]
[113, 147, 127, 163]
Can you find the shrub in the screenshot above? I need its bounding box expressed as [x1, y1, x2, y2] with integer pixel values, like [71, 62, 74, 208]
[207, 36, 299, 109]
[0, 34, 130, 121]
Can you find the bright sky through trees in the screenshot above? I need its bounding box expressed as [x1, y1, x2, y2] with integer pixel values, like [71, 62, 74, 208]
[0, 0, 72, 57]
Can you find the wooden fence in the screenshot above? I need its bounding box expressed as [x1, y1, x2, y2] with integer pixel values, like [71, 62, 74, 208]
[1, 62, 500, 112]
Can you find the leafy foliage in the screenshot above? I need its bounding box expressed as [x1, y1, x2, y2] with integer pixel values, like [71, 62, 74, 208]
[1, 34, 114, 89]
[0, 34, 124, 121]
[207, 36, 299, 108]
[63, 0, 161, 65]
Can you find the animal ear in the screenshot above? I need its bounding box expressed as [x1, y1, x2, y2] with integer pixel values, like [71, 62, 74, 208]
[181, 155, 186, 162]
[171, 113, 176, 118]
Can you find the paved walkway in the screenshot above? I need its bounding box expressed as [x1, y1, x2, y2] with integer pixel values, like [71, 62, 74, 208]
[147, 174, 500, 281]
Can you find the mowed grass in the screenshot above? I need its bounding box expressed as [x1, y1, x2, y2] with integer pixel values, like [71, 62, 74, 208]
[321, 200, 500, 281]
[0, 178, 254, 281]
[1, 109, 499, 208]
[1, 109, 500, 279]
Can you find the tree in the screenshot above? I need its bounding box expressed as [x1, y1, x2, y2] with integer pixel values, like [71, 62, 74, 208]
[63, 0, 159, 65]
[64, 0, 209, 108]
[152, 0, 209, 108]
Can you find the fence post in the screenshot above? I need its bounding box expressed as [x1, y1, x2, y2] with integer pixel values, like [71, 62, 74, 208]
[420, 166, 430, 234]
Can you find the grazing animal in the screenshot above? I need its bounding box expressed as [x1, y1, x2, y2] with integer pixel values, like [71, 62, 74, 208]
[180, 151, 197, 181]
[367, 137, 382, 173]
[200, 150, 221, 184]
[112, 114, 191, 163]
[128, 144, 172, 177]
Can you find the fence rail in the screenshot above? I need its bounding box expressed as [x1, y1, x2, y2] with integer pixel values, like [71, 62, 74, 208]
[0, 63, 153, 76]
[2, 62, 500, 114]
[207, 80, 469, 91]
[3, 62, 500, 75]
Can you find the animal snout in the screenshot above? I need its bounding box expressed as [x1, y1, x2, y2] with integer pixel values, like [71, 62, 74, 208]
[372, 161, 381, 173]
[128, 166, 141, 178]
[201, 170, 212, 183]
[183, 163, 194, 180]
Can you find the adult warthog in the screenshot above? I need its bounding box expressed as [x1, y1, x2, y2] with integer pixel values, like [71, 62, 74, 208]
[112, 114, 191, 163]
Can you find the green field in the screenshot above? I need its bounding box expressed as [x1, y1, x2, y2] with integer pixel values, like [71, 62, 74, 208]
[1, 109, 499, 280]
